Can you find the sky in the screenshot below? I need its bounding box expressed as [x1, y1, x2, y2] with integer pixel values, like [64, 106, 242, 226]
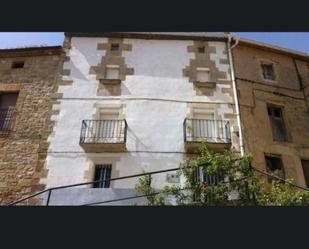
[0, 32, 308, 54]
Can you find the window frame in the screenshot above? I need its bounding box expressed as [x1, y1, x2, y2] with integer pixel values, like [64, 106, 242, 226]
[93, 164, 112, 188]
[0, 92, 19, 133]
[196, 67, 211, 83]
[105, 65, 120, 80]
[258, 59, 277, 83]
[267, 104, 288, 142]
[264, 154, 285, 182]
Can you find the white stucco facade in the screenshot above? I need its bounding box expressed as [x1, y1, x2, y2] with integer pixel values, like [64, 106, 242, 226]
[41, 35, 239, 194]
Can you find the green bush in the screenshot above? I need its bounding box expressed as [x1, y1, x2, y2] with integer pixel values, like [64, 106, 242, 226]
[135, 142, 309, 206]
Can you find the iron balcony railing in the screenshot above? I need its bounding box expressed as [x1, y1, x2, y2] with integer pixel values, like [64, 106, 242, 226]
[80, 119, 127, 144]
[184, 118, 231, 143]
[0, 107, 15, 133]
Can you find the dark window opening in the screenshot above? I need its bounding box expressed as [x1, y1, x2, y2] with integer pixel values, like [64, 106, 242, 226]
[198, 47, 205, 53]
[93, 164, 112, 188]
[265, 154, 285, 182]
[261, 63, 275, 81]
[301, 160, 309, 188]
[193, 167, 224, 186]
[0, 93, 18, 132]
[111, 43, 119, 51]
[12, 61, 24, 69]
[267, 105, 287, 142]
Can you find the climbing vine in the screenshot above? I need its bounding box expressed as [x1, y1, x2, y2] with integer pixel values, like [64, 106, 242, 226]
[135, 142, 309, 206]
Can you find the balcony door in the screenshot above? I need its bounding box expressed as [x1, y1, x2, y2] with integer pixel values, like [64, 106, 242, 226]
[95, 111, 121, 143]
[192, 111, 216, 142]
[0, 93, 18, 131]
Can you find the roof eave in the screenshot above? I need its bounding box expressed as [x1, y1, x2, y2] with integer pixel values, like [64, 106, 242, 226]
[235, 38, 309, 62]
[65, 32, 228, 41]
[0, 46, 64, 58]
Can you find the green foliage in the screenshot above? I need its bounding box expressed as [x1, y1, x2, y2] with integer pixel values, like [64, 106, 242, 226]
[135, 172, 165, 206]
[257, 178, 309, 206]
[134, 142, 309, 206]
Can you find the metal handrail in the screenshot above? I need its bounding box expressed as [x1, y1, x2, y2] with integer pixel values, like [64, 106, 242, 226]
[184, 118, 231, 143]
[80, 119, 127, 144]
[82, 167, 309, 206]
[6, 166, 180, 206]
[6, 164, 309, 206]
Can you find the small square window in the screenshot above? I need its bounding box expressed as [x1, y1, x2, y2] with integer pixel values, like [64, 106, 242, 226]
[198, 47, 205, 53]
[261, 62, 275, 81]
[105, 65, 120, 80]
[12, 61, 24, 69]
[111, 43, 119, 51]
[196, 68, 210, 83]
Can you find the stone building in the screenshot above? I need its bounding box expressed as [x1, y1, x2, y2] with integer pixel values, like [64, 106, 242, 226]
[232, 38, 309, 187]
[37, 32, 241, 205]
[0, 46, 64, 204]
[6, 33, 309, 206]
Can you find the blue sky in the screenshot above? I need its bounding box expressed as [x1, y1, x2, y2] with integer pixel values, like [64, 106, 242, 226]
[0, 32, 308, 54]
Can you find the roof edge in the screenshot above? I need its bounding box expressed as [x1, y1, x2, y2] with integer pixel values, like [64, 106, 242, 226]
[65, 32, 228, 41]
[0, 46, 63, 58]
[234, 37, 309, 61]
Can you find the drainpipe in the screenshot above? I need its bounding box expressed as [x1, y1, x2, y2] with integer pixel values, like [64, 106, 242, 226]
[227, 34, 245, 156]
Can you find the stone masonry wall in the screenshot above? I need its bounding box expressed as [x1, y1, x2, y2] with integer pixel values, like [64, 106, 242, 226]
[233, 44, 309, 186]
[0, 48, 64, 204]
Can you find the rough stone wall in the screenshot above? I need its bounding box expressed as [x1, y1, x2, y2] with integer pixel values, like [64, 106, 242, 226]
[0, 49, 64, 204]
[233, 44, 309, 186]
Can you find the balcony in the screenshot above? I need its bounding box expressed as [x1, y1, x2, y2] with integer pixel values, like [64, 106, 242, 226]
[183, 118, 231, 153]
[0, 107, 15, 134]
[80, 119, 127, 152]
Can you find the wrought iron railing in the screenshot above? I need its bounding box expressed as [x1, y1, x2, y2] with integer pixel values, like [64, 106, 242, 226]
[80, 119, 127, 144]
[183, 118, 231, 143]
[0, 107, 15, 133]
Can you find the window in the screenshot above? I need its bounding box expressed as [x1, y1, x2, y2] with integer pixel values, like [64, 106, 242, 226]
[196, 67, 210, 83]
[93, 164, 112, 188]
[194, 166, 224, 186]
[265, 154, 285, 182]
[0, 93, 18, 131]
[267, 105, 287, 142]
[111, 43, 119, 51]
[301, 160, 309, 188]
[105, 65, 120, 80]
[192, 166, 224, 201]
[198, 46, 205, 53]
[98, 110, 119, 120]
[261, 62, 275, 81]
[12, 61, 24, 69]
[95, 107, 123, 143]
[191, 110, 216, 142]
